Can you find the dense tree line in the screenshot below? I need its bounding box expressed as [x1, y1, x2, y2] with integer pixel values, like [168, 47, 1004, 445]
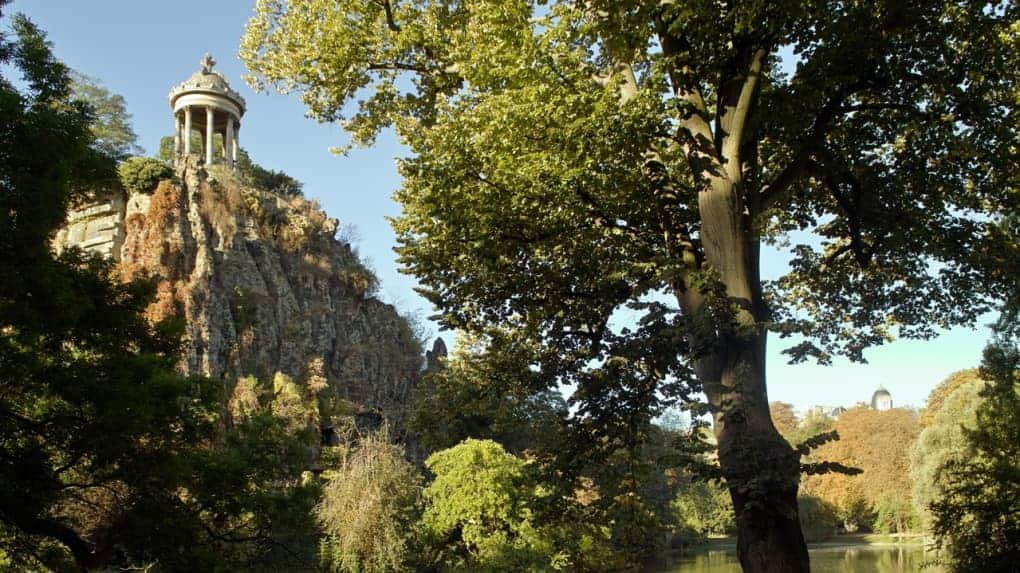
[766, 359, 1018, 572]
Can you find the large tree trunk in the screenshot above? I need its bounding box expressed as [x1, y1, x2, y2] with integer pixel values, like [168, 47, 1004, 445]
[681, 176, 810, 572]
[698, 337, 808, 573]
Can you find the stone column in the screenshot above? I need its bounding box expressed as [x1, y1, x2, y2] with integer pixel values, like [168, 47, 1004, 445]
[173, 113, 181, 156]
[205, 107, 215, 165]
[183, 106, 192, 155]
[225, 115, 235, 169]
[232, 124, 239, 165]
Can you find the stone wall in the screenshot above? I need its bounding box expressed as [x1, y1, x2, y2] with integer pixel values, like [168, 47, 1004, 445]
[54, 192, 127, 260]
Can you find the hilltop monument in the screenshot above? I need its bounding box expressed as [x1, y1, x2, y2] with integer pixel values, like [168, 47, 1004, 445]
[55, 56, 424, 435]
[168, 53, 246, 168]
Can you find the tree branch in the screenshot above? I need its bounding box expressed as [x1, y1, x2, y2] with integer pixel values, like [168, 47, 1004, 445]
[377, 0, 401, 32]
[758, 73, 883, 213]
[654, 17, 721, 180]
[837, 102, 923, 115]
[719, 46, 768, 182]
[366, 61, 428, 73]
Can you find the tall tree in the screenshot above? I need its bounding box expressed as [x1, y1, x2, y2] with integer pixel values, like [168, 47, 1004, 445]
[242, 1, 1018, 569]
[930, 330, 1020, 572]
[0, 8, 197, 567]
[909, 373, 984, 529]
[929, 197, 1019, 571]
[70, 72, 142, 161]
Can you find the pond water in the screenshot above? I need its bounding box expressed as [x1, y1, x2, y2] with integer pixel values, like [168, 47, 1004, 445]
[655, 545, 943, 573]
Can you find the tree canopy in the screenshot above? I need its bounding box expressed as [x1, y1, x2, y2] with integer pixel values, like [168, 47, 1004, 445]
[929, 325, 1020, 571]
[70, 72, 142, 161]
[241, 0, 1018, 568]
[909, 373, 985, 529]
[801, 407, 919, 531]
[0, 9, 205, 568]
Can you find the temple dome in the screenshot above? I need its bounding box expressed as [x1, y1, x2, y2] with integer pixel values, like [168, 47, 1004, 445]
[870, 386, 893, 410]
[168, 54, 246, 116]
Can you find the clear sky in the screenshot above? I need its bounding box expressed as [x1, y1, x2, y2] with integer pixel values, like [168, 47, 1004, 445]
[7, 1, 996, 413]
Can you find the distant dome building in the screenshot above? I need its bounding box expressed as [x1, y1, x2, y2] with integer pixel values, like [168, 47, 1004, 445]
[168, 53, 246, 169]
[871, 386, 893, 411]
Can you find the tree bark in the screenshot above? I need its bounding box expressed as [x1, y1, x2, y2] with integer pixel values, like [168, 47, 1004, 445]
[699, 338, 809, 573]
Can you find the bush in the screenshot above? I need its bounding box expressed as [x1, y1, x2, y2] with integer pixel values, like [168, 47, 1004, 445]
[671, 477, 736, 542]
[874, 493, 918, 534]
[798, 495, 839, 542]
[316, 430, 422, 573]
[237, 148, 303, 196]
[118, 156, 171, 194]
[421, 439, 564, 571]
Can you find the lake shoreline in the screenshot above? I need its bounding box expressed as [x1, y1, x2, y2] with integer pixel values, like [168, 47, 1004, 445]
[649, 540, 940, 572]
[683, 532, 928, 553]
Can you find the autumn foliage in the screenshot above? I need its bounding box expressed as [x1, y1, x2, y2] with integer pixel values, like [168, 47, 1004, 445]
[801, 407, 919, 531]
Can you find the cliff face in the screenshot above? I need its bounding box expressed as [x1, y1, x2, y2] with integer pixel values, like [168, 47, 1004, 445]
[56, 158, 423, 431]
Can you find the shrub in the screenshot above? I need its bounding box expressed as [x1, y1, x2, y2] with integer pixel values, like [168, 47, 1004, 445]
[237, 148, 303, 196]
[421, 439, 564, 571]
[874, 493, 918, 534]
[316, 430, 421, 573]
[798, 495, 839, 542]
[118, 156, 171, 194]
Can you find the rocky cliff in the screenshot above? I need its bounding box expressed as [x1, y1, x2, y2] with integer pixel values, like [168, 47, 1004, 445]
[55, 157, 423, 434]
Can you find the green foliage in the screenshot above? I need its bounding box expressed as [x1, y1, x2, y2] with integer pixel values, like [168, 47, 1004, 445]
[272, 371, 320, 436]
[237, 148, 304, 196]
[316, 430, 422, 573]
[671, 477, 736, 541]
[918, 369, 984, 429]
[0, 13, 319, 569]
[70, 72, 142, 161]
[118, 155, 171, 194]
[909, 376, 984, 529]
[873, 493, 918, 535]
[421, 439, 565, 572]
[156, 134, 303, 197]
[410, 332, 567, 455]
[930, 331, 1020, 572]
[242, 0, 1017, 363]
[0, 11, 191, 569]
[158, 132, 203, 162]
[242, 1, 1018, 560]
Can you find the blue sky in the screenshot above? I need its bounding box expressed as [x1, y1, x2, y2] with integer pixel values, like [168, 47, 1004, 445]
[7, 1, 995, 413]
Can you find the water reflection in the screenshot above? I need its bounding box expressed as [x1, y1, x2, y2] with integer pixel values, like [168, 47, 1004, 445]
[654, 546, 943, 573]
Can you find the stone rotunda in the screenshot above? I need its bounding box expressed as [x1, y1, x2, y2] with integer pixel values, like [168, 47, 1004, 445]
[168, 54, 246, 168]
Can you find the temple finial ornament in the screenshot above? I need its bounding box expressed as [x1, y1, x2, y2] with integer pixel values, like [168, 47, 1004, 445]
[200, 53, 216, 74]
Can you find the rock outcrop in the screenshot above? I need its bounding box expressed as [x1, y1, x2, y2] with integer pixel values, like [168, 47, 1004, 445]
[56, 157, 423, 431]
